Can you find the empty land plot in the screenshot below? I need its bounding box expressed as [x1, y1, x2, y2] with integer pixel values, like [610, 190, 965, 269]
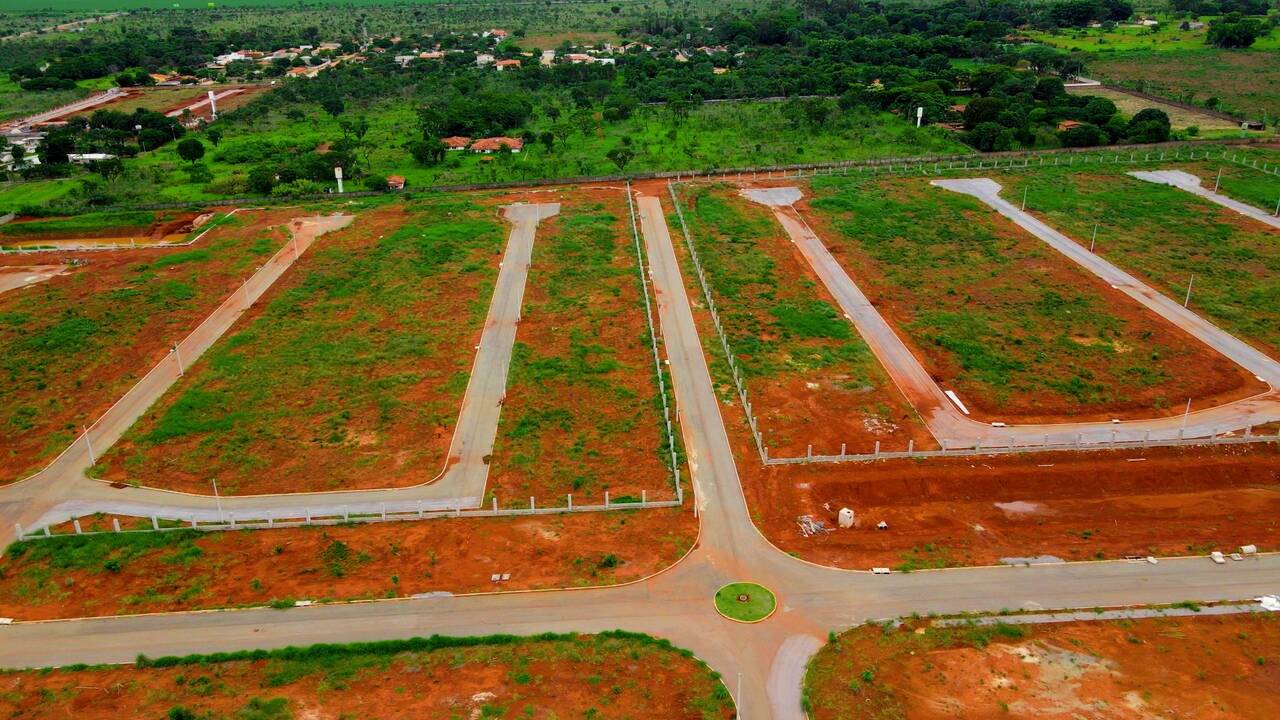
[1004, 169, 1280, 359]
[673, 183, 929, 456]
[807, 612, 1280, 720]
[97, 199, 505, 494]
[488, 192, 672, 505]
[0, 210, 289, 482]
[742, 442, 1280, 571]
[804, 175, 1254, 422]
[1065, 85, 1239, 132]
[1086, 48, 1280, 122]
[0, 633, 733, 719]
[0, 208, 206, 247]
[0, 507, 696, 619]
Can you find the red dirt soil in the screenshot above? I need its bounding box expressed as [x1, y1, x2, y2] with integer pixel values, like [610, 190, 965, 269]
[0, 506, 697, 621]
[741, 432, 1280, 570]
[655, 180, 935, 458]
[97, 202, 497, 494]
[0, 634, 733, 719]
[489, 185, 674, 505]
[0, 211, 205, 243]
[808, 613, 1280, 720]
[0, 209, 295, 483]
[792, 176, 1264, 424]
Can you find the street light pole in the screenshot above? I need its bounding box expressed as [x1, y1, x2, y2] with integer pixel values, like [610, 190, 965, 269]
[736, 672, 742, 719]
[1021, 186, 1028, 211]
[1213, 168, 1222, 192]
[172, 342, 183, 376]
[1183, 274, 1194, 307]
[82, 425, 95, 466]
[1090, 223, 1098, 252]
[1181, 398, 1192, 430]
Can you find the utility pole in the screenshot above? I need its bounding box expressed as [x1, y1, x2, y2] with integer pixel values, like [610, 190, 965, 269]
[1183, 274, 1194, 307]
[212, 478, 224, 524]
[1181, 398, 1192, 430]
[172, 342, 183, 376]
[1214, 167, 1222, 192]
[1273, 197, 1279, 217]
[82, 425, 95, 466]
[736, 672, 742, 719]
[1021, 185, 1028, 211]
[1090, 223, 1098, 252]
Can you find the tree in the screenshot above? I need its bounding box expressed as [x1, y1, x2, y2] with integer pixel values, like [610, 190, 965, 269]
[176, 138, 205, 164]
[1061, 122, 1106, 147]
[964, 121, 1008, 151]
[606, 145, 635, 172]
[1125, 108, 1171, 143]
[207, 128, 223, 147]
[248, 166, 276, 195]
[962, 96, 1004, 130]
[1207, 15, 1262, 48]
[320, 96, 345, 117]
[408, 138, 445, 166]
[8, 144, 25, 169]
[539, 131, 555, 152]
[1082, 96, 1118, 125]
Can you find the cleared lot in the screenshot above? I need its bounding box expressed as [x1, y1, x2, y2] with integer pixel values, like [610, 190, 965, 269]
[0, 633, 733, 719]
[1004, 168, 1280, 359]
[97, 200, 506, 494]
[671, 182, 931, 457]
[488, 189, 675, 504]
[0, 210, 290, 482]
[807, 611, 1280, 719]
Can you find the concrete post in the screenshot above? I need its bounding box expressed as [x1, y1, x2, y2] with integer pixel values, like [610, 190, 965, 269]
[73, 519, 82, 534]
[605, 491, 610, 508]
[642, 490, 647, 507]
[806, 444, 813, 462]
[380, 503, 386, 521]
[305, 508, 311, 524]
[229, 513, 236, 529]
[112, 518, 121, 533]
[344, 507, 349, 522]
[529, 497, 535, 512]
[14, 523, 22, 540]
[268, 517, 274, 528]
[1076, 433, 1083, 447]
[190, 517, 197, 528]
[492, 497, 498, 513]
[568, 494, 573, 511]
[907, 439, 914, 455]
[417, 500, 424, 518]
[1245, 425, 1252, 438]
[151, 516, 159, 530]
[840, 442, 846, 458]
[874, 441, 880, 457]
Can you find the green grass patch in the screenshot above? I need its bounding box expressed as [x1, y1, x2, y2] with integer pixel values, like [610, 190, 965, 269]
[714, 582, 776, 622]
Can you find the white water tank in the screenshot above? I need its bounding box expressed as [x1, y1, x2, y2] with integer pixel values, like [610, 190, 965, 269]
[838, 507, 855, 528]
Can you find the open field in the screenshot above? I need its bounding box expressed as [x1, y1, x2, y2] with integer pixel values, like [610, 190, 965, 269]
[96, 198, 506, 494]
[0, 74, 90, 123]
[1085, 49, 1280, 122]
[1065, 85, 1240, 133]
[670, 181, 930, 456]
[806, 611, 1280, 719]
[0, 506, 695, 620]
[61, 83, 267, 121]
[489, 189, 673, 505]
[803, 174, 1258, 422]
[1002, 167, 1280, 359]
[739, 439, 1280, 571]
[0, 208, 207, 247]
[0, 632, 733, 719]
[0, 209, 290, 482]
[1028, 19, 1280, 53]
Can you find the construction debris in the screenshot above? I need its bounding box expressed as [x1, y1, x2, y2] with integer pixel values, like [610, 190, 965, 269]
[797, 515, 833, 537]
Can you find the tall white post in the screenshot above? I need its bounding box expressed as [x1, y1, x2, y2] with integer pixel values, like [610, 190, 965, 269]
[172, 342, 183, 376]
[1183, 274, 1194, 307]
[334, 166, 344, 194]
[915, 106, 923, 128]
[1090, 223, 1098, 252]
[212, 478, 224, 524]
[82, 425, 95, 466]
[1214, 168, 1222, 192]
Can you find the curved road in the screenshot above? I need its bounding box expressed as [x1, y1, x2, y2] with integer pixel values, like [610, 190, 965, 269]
[4, 190, 1280, 720]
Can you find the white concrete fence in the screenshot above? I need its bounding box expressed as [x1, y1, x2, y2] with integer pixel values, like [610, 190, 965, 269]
[14, 491, 682, 541]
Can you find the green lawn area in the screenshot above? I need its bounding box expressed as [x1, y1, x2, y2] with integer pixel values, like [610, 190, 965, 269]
[807, 174, 1241, 418]
[1001, 166, 1280, 358]
[0, 74, 92, 123]
[673, 183, 921, 454]
[714, 582, 776, 622]
[489, 195, 669, 505]
[0, 211, 278, 482]
[96, 197, 506, 494]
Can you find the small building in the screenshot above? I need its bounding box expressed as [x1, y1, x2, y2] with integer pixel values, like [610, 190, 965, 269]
[1241, 120, 1265, 131]
[712, 67, 728, 75]
[1056, 120, 1085, 132]
[67, 153, 117, 165]
[494, 59, 522, 71]
[475, 53, 495, 66]
[387, 175, 405, 191]
[442, 136, 472, 150]
[564, 53, 594, 64]
[471, 137, 523, 153]
[393, 54, 417, 66]
[419, 51, 444, 60]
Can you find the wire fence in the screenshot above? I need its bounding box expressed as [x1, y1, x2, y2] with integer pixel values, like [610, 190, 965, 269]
[666, 181, 767, 463]
[14, 491, 682, 541]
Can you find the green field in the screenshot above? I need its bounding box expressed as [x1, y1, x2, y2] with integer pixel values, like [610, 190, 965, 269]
[1085, 48, 1280, 123]
[1002, 166, 1280, 358]
[96, 197, 506, 494]
[807, 173, 1242, 418]
[1027, 17, 1280, 53]
[490, 195, 669, 504]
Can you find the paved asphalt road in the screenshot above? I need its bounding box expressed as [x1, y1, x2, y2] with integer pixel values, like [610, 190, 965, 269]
[738, 183, 1280, 452]
[0, 204, 559, 545]
[2, 87, 123, 132]
[3, 189, 1279, 720]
